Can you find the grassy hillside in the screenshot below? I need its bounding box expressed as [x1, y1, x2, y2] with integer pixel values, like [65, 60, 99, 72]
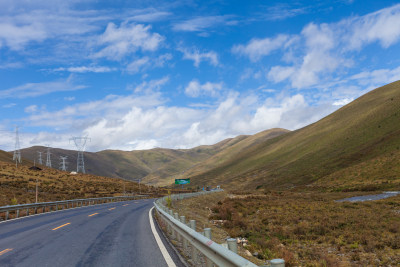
[175, 129, 290, 183]
[18, 135, 261, 186]
[187, 81, 400, 191]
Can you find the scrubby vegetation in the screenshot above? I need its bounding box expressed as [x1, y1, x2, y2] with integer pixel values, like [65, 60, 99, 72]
[207, 191, 400, 266]
[172, 189, 400, 266]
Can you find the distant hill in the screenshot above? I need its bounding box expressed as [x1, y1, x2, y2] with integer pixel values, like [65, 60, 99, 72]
[185, 81, 400, 191]
[17, 129, 289, 186]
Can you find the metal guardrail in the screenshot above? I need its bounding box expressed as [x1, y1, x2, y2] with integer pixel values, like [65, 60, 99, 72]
[0, 195, 148, 221]
[154, 191, 285, 267]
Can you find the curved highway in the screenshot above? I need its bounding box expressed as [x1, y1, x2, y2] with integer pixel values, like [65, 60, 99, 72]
[0, 199, 184, 267]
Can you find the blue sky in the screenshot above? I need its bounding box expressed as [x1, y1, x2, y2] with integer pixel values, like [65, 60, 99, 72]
[1, 0, 400, 152]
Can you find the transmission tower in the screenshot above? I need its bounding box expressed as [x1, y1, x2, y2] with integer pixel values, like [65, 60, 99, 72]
[37, 151, 43, 165]
[45, 145, 52, 168]
[59, 156, 68, 171]
[70, 137, 90, 173]
[13, 126, 21, 166]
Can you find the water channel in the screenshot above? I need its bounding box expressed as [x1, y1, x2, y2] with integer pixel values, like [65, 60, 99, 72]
[336, 191, 400, 202]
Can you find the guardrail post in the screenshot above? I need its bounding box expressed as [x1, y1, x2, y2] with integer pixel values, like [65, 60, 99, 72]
[16, 209, 20, 218]
[204, 228, 211, 239]
[26, 208, 29, 216]
[5, 210, 9, 220]
[189, 220, 196, 230]
[227, 238, 238, 253]
[34, 207, 38, 214]
[180, 216, 188, 250]
[189, 220, 198, 263]
[56, 204, 58, 211]
[203, 228, 214, 267]
[42, 207, 45, 213]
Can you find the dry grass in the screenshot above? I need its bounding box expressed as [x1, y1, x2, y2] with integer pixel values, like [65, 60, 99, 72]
[0, 162, 177, 206]
[174, 190, 400, 266]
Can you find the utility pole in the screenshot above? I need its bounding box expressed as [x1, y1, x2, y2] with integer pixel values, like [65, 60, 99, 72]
[35, 178, 38, 203]
[70, 137, 90, 173]
[45, 145, 52, 168]
[13, 126, 21, 167]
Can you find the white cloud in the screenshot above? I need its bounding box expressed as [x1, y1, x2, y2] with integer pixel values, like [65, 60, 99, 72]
[262, 4, 308, 21]
[131, 76, 170, 93]
[13, 86, 343, 152]
[24, 105, 38, 113]
[345, 4, 400, 50]
[232, 34, 293, 62]
[172, 15, 236, 32]
[93, 22, 164, 60]
[2, 103, 16, 108]
[267, 66, 296, 83]
[54, 66, 117, 73]
[332, 98, 353, 106]
[185, 80, 223, 97]
[179, 47, 218, 67]
[128, 11, 172, 22]
[350, 66, 400, 86]
[239, 4, 400, 89]
[126, 57, 150, 73]
[0, 76, 86, 99]
[0, 22, 47, 50]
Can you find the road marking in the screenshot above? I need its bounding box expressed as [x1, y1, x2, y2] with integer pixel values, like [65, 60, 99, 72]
[108, 207, 116, 211]
[88, 213, 98, 217]
[52, 223, 71, 231]
[0, 248, 13, 256]
[149, 207, 177, 267]
[122, 204, 129, 206]
[134, 202, 139, 203]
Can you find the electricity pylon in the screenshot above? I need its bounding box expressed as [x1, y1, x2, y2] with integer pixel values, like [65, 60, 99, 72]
[59, 156, 68, 171]
[13, 126, 21, 167]
[45, 145, 52, 168]
[70, 137, 90, 173]
[37, 151, 43, 165]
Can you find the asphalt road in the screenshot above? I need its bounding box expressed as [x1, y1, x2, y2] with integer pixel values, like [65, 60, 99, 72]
[0, 199, 184, 267]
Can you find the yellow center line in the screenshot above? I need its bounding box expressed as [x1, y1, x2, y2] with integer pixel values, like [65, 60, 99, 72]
[108, 207, 116, 210]
[88, 213, 98, 217]
[122, 204, 129, 206]
[0, 248, 13, 256]
[52, 223, 71, 231]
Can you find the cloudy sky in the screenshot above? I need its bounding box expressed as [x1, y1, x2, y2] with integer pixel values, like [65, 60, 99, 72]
[1, 0, 400, 152]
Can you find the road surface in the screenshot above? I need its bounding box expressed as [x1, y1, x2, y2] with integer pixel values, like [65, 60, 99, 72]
[0, 199, 184, 267]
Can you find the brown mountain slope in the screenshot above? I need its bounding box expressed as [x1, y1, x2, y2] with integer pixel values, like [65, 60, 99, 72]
[18, 134, 272, 185]
[186, 81, 400, 191]
[169, 128, 290, 185]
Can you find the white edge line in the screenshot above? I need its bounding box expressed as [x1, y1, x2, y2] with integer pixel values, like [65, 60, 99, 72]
[149, 207, 177, 267]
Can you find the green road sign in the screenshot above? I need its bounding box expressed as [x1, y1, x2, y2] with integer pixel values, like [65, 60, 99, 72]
[175, 178, 190, 184]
